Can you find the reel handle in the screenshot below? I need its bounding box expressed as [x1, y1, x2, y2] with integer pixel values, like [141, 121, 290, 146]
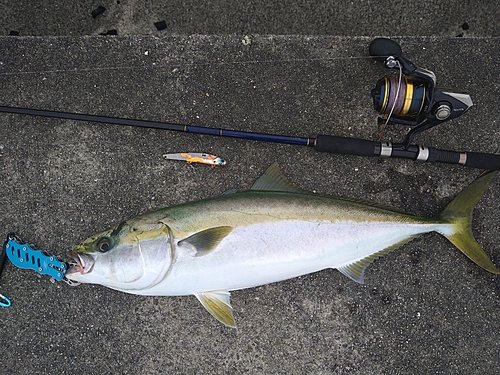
[314, 135, 500, 171]
[368, 38, 403, 62]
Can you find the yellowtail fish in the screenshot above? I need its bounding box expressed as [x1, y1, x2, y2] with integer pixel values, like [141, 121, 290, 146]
[164, 152, 226, 166]
[65, 165, 499, 327]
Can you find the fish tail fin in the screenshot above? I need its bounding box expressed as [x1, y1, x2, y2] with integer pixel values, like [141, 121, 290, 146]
[438, 170, 499, 274]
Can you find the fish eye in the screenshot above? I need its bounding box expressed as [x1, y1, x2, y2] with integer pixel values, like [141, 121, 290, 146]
[96, 237, 113, 252]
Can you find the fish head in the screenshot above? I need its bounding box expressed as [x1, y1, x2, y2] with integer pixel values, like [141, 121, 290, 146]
[65, 220, 173, 291]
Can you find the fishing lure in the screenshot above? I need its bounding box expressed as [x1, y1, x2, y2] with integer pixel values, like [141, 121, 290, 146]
[164, 152, 226, 166]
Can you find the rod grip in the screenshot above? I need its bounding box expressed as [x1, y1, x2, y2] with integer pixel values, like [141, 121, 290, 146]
[425, 147, 500, 170]
[464, 151, 500, 170]
[314, 135, 378, 157]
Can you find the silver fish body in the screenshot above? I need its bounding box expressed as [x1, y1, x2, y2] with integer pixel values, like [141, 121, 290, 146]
[66, 165, 499, 327]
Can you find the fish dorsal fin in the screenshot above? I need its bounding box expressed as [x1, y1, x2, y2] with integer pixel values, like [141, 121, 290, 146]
[337, 236, 418, 284]
[179, 226, 233, 257]
[251, 163, 307, 194]
[195, 291, 236, 328]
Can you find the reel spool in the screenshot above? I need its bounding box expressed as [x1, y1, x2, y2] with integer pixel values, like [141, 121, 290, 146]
[368, 38, 474, 145]
[372, 76, 426, 119]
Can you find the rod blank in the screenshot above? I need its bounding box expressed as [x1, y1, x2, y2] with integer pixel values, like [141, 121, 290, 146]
[1, 105, 499, 170]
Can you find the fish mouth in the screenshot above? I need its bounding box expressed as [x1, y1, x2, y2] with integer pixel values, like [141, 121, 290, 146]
[66, 251, 96, 275]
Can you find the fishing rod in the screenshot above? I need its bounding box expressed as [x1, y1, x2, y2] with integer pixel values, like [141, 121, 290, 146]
[1, 38, 499, 170]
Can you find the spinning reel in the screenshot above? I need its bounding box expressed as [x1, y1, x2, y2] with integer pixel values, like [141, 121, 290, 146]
[369, 38, 473, 147]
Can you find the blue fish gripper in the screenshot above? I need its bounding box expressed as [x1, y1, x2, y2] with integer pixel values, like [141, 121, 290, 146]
[4, 234, 67, 281]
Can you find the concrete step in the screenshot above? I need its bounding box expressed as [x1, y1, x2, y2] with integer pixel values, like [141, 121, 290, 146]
[1, 35, 500, 375]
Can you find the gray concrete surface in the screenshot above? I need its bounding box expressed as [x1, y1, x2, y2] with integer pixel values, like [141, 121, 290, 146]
[1, 35, 500, 375]
[1, 1, 500, 375]
[1, 0, 499, 37]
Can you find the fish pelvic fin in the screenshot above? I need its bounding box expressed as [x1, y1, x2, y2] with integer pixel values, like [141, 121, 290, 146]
[195, 291, 236, 328]
[438, 170, 499, 274]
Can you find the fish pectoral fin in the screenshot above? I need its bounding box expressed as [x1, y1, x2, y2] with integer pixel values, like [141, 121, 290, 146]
[195, 291, 236, 328]
[179, 226, 233, 257]
[337, 237, 418, 284]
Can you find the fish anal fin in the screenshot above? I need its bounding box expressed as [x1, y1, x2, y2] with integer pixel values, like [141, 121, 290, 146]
[337, 237, 418, 284]
[179, 226, 233, 257]
[195, 291, 236, 328]
[251, 163, 307, 194]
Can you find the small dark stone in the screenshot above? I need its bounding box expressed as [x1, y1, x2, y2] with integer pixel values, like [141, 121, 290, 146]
[154, 20, 167, 31]
[9, 30, 19, 36]
[455, 32, 464, 38]
[91, 5, 106, 18]
[461, 22, 470, 30]
[99, 29, 118, 36]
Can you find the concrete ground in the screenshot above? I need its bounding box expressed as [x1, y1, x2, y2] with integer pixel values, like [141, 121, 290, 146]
[1, 1, 499, 37]
[1, 2, 500, 375]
